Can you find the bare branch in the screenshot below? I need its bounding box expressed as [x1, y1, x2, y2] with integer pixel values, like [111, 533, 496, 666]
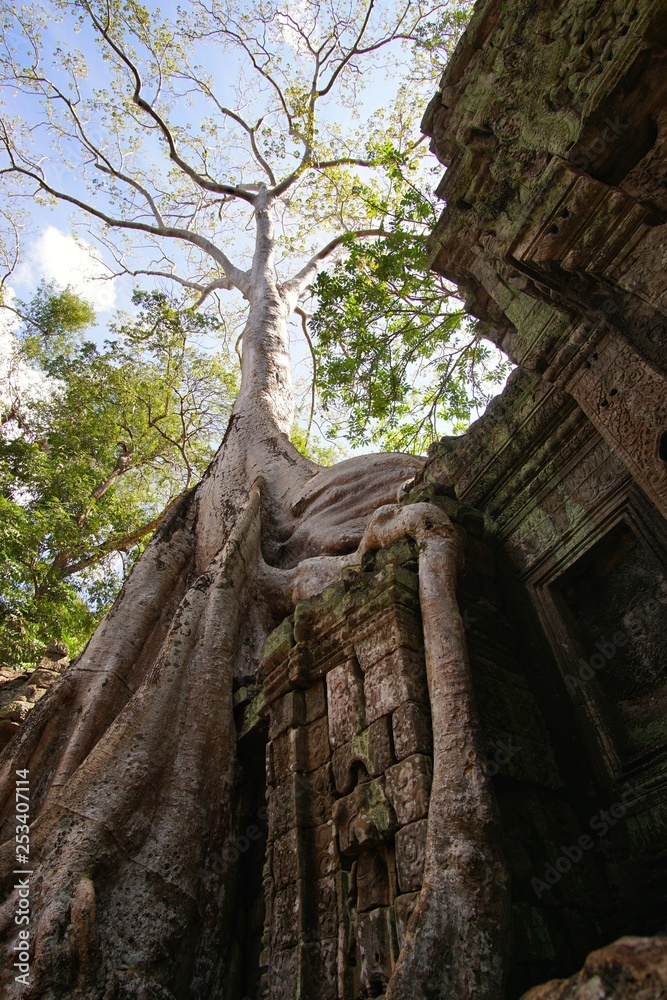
[80, 0, 257, 206]
[179, 65, 277, 186]
[95, 163, 165, 228]
[60, 496, 186, 579]
[120, 268, 232, 304]
[0, 148, 250, 295]
[317, 0, 376, 98]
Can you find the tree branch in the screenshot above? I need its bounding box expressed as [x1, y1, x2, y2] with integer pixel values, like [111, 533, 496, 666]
[0, 146, 251, 295]
[80, 0, 257, 206]
[60, 498, 184, 579]
[282, 228, 385, 304]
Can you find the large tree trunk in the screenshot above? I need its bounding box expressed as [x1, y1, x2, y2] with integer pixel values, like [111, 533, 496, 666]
[0, 213, 509, 998]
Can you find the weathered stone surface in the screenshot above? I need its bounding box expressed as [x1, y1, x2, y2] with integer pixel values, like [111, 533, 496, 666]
[296, 715, 331, 773]
[356, 906, 398, 995]
[355, 849, 391, 912]
[352, 607, 423, 671]
[304, 680, 327, 723]
[263, 618, 295, 675]
[392, 701, 432, 760]
[268, 690, 305, 740]
[305, 823, 339, 880]
[273, 828, 300, 889]
[269, 945, 299, 1000]
[520, 936, 667, 999]
[331, 716, 395, 794]
[270, 881, 300, 952]
[395, 819, 427, 894]
[385, 754, 432, 826]
[268, 777, 298, 844]
[297, 764, 336, 829]
[260, 544, 433, 997]
[362, 648, 429, 723]
[332, 777, 398, 855]
[326, 658, 365, 748]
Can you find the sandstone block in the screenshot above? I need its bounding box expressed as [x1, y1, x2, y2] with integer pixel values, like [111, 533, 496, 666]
[356, 849, 391, 912]
[356, 906, 397, 995]
[331, 716, 394, 794]
[395, 819, 427, 893]
[363, 649, 428, 723]
[332, 777, 397, 855]
[392, 701, 432, 759]
[385, 754, 432, 825]
[326, 658, 366, 748]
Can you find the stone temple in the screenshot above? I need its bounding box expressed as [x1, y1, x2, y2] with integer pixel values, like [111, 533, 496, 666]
[1, 0, 666, 997]
[235, 0, 667, 995]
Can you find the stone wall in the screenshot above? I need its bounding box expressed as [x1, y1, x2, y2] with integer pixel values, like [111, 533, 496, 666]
[416, 0, 667, 992]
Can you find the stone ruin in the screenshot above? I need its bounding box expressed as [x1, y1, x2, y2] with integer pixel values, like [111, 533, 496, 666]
[231, 0, 667, 995]
[1, 0, 666, 996]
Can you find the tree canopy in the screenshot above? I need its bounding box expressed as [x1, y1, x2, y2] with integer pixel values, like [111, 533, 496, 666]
[0, 0, 498, 448]
[0, 0, 513, 665]
[0, 285, 237, 667]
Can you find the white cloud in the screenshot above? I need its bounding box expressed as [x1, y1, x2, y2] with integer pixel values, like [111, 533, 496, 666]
[0, 290, 54, 439]
[18, 226, 117, 312]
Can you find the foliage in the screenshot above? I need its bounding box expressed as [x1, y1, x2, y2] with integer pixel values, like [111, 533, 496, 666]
[0, 0, 474, 293]
[289, 422, 340, 467]
[0, 0, 512, 659]
[0, 286, 237, 668]
[310, 178, 513, 453]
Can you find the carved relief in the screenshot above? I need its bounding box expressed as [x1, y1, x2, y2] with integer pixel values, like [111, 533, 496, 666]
[568, 330, 667, 518]
[260, 563, 433, 1000]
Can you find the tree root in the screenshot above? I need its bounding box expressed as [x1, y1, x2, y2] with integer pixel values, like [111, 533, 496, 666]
[0, 464, 508, 998]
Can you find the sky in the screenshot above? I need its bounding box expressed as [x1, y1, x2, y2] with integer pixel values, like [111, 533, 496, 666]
[0, 0, 500, 453]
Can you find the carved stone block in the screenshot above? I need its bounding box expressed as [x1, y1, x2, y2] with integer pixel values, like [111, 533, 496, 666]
[305, 934, 338, 1000]
[269, 945, 299, 1000]
[297, 763, 335, 829]
[355, 849, 391, 912]
[326, 658, 366, 748]
[266, 740, 276, 787]
[363, 648, 429, 723]
[263, 618, 295, 676]
[309, 874, 339, 941]
[273, 828, 300, 889]
[304, 822, 338, 879]
[332, 777, 398, 855]
[269, 690, 305, 740]
[304, 680, 327, 723]
[271, 881, 300, 952]
[331, 716, 394, 794]
[268, 777, 298, 843]
[385, 754, 432, 826]
[294, 715, 331, 773]
[356, 906, 397, 994]
[271, 730, 297, 783]
[394, 891, 420, 950]
[392, 701, 432, 759]
[288, 642, 313, 689]
[353, 607, 423, 671]
[395, 819, 428, 893]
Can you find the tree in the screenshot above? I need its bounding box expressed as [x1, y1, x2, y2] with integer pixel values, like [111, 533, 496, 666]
[0, 285, 237, 667]
[311, 183, 513, 451]
[0, 3, 509, 999]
